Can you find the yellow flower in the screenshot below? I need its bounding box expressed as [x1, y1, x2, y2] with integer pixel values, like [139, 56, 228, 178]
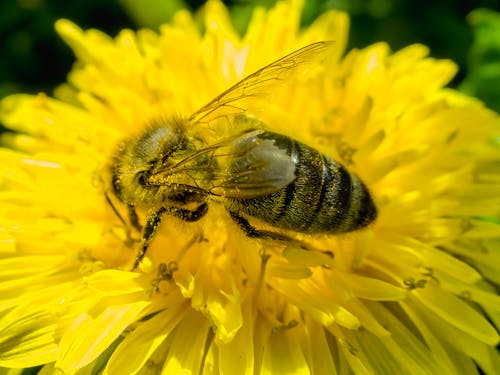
[1, 1, 499, 374]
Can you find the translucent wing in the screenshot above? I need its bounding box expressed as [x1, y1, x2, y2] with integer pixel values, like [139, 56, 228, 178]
[187, 41, 333, 125]
[147, 129, 296, 198]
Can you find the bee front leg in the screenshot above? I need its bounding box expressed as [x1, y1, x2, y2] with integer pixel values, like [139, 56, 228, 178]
[133, 203, 208, 270]
[104, 193, 141, 246]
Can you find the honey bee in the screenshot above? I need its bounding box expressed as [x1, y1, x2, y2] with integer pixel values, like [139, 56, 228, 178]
[108, 41, 377, 269]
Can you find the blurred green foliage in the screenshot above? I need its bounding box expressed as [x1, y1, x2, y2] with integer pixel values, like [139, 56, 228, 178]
[459, 8, 500, 112]
[1, 0, 499, 111]
[0, 0, 133, 98]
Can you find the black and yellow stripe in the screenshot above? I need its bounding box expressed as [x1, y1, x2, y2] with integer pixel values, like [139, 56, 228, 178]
[228, 131, 376, 234]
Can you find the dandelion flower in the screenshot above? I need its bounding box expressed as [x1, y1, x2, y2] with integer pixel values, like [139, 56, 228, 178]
[1, 1, 499, 374]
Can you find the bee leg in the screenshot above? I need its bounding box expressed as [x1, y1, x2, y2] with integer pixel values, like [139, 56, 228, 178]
[133, 203, 208, 270]
[229, 211, 293, 242]
[128, 204, 142, 231]
[105, 191, 127, 226]
[171, 202, 208, 222]
[229, 211, 333, 258]
[105, 193, 139, 246]
[133, 207, 167, 270]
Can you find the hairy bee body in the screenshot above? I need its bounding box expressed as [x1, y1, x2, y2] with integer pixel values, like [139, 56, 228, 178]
[111, 123, 376, 235]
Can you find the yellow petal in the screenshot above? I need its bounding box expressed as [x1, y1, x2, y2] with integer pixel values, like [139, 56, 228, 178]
[413, 297, 500, 374]
[261, 327, 311, 375]
[161, 309, 212, 375]
[218, 302, 255, 375]
[0, 310, 57, 368]
[84, 270, 145, 296]
[56, 301, 150, 373]
[206, 285, 243, 344]
[415, 286, 499, 346]
[104, 300, 188, 374]
[302, 320, 337, 374]
[335, 273, 407, 301]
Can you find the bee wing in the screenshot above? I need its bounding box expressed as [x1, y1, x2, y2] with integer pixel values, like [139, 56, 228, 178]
[147, 130, 296, 198]
[187, 41, 333, 125]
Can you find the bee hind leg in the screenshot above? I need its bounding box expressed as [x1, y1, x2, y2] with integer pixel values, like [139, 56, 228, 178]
[133, 203, 208, 270]
[229, 211, 333, 258]
[229, 211, 293, 242]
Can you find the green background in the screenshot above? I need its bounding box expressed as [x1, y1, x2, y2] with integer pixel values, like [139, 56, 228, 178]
[1, 0, 499, 111]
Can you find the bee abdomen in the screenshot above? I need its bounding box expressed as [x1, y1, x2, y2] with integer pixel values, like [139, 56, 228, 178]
[236, 132, 376, 234]
[301, 154, 376, 233]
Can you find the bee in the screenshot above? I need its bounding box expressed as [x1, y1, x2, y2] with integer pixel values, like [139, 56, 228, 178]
[108, 41, 377, 269]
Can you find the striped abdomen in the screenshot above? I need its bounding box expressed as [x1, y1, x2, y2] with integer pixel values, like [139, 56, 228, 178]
[228, 131, 377, 234]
